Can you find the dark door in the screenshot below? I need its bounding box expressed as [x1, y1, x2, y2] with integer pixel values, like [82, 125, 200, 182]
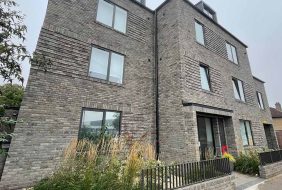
[264, 124, 275, 149]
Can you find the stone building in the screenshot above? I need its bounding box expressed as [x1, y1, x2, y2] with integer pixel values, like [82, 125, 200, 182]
[270, 103, 282, 148]
[0, 0, 278, 189]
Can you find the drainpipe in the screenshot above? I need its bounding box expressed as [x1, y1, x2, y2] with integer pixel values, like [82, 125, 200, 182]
[154, 10, 160, 160]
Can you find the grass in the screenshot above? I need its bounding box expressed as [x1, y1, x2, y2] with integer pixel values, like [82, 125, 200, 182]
[33, 137, 157, 190]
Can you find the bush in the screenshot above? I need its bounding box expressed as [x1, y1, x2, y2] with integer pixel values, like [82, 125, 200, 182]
[33, 138, 157, 190]
[234, 150, 260, 175]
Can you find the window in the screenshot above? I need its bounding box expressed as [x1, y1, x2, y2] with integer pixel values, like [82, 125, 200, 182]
[240, 120, 254, 146]
[89, 47, 124, 84]
[203, 8, 213, 19]
[226, 42, 238, 64]
[97, 0, 127, 33]
[79, 109, 121, 140]
[232, 78, 245, 102]
[200, 65, 211, 91]
[195, 21, 205, 45]
[257, 92, 265, 109]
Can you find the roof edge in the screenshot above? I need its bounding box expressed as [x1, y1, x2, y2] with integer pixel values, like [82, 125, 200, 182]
[155, 0, 248, 48]
[253, 76, 265, 83]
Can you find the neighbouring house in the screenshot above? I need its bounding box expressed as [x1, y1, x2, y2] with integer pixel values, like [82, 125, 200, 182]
[270, 103, 282, 148]
[0, 0, 278, 188]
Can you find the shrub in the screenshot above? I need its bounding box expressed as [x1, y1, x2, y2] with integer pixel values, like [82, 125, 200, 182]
[33, 138, 156, 190]
[234, 150, 260, 175]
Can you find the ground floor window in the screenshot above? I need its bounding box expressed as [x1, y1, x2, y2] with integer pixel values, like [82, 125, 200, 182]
[79, 108, 121, 141]
[240, 120, 254, 146]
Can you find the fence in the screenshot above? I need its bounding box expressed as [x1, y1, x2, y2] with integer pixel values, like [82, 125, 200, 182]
[259, 150, 282, 166]
[140, 158, 231, 190]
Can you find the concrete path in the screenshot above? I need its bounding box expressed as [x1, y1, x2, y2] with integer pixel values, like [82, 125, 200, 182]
[234, 172, 265, 190]
[257, 174, 282, 190]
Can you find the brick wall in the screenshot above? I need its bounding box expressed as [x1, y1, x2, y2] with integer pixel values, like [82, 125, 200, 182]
[179, 175, 235, 190]
[0, 0, 155, 189]
[259, 161, 282, 179]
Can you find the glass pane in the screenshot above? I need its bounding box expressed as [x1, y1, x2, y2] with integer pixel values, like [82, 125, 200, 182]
[205, 118, 213, 147]
[258, 92, 264, 109]
[109, 53, 124, 84]
[200, 66, 210, 91]
[97, 0, 114, 27]
[231, 45, 238, 64]
[245, 121, 254, 146]
[240, 121, 248, 146]
[232, 80, 240, 100]
[226, 43, 233, 61]
[114, 7, 127, 33]
[195, 22, 205, 45]
[238, 80, 245, 102]
[105, 112, 120, 136]
[89, 47, 109, 80]
[80, 110, 103, 140]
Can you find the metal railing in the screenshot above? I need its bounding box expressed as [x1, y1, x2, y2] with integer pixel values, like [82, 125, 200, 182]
[140, 158, 231, 190]
[259, 150, 282, 166]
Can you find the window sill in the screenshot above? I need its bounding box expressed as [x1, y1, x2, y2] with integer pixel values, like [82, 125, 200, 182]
[201, 89, 213, 95]
[235, 99, 247, 104]
[95, 21, 128, 37]
[87, 76, 124, 88]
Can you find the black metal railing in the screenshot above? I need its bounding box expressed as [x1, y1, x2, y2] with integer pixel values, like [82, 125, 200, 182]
[140, 158, 231, 190]
[259, 150, 282, 166]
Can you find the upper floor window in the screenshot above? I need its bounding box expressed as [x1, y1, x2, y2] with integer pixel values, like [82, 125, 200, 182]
[89, 47, 124, 84]
[232, 78, 245, 102]
[79, 109, 121, 141]
[240, 120, 254, 146]
[97, 0, 127, 33]
[226, 42, 238, 64]
[195, 21, 205, 45]
[257, 92, 265, 109]
[200, 64, 211, 91]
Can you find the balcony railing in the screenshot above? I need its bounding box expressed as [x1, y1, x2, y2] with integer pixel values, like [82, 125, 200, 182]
[259, 150, 282, 166]
[140, 158, 231, 190]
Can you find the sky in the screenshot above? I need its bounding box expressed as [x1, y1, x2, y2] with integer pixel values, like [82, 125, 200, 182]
[16, 0, 282, 107]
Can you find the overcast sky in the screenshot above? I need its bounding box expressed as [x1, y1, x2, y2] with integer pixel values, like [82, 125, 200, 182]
[17, 0, 282, 107]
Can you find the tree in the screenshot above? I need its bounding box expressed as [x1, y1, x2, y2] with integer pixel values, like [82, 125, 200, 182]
[0, 0, 51, 84]
[0, 84, 24, 107]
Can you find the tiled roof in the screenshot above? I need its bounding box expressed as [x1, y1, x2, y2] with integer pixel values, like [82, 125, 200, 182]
[270, 107, 282, 118]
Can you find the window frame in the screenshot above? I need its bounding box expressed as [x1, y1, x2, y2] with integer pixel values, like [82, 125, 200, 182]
[240, 120, 254, 146]
[199, 63, 212, 92]
[226, 42, 239, 64]
[79, 108, 122, 139]
[96, 0, 128, 34]
[88, 45, 125, 84]
[195, 20, 206, 46]
[232, 78, 246, 102]
[256, 91, 265, 110]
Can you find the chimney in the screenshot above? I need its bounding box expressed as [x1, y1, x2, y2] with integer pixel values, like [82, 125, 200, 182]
[135, 0, 146, 6]
[195, 1, 218, 23]
[275, 102, 282, 111]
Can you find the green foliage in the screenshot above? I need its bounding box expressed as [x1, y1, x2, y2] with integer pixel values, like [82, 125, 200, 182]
[33, 138, 157, 190]
[0, 0, 27, 83]
[234, 150, 260, 175]
[0, 84, 24, 107]
[0, 0, 52, 84]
